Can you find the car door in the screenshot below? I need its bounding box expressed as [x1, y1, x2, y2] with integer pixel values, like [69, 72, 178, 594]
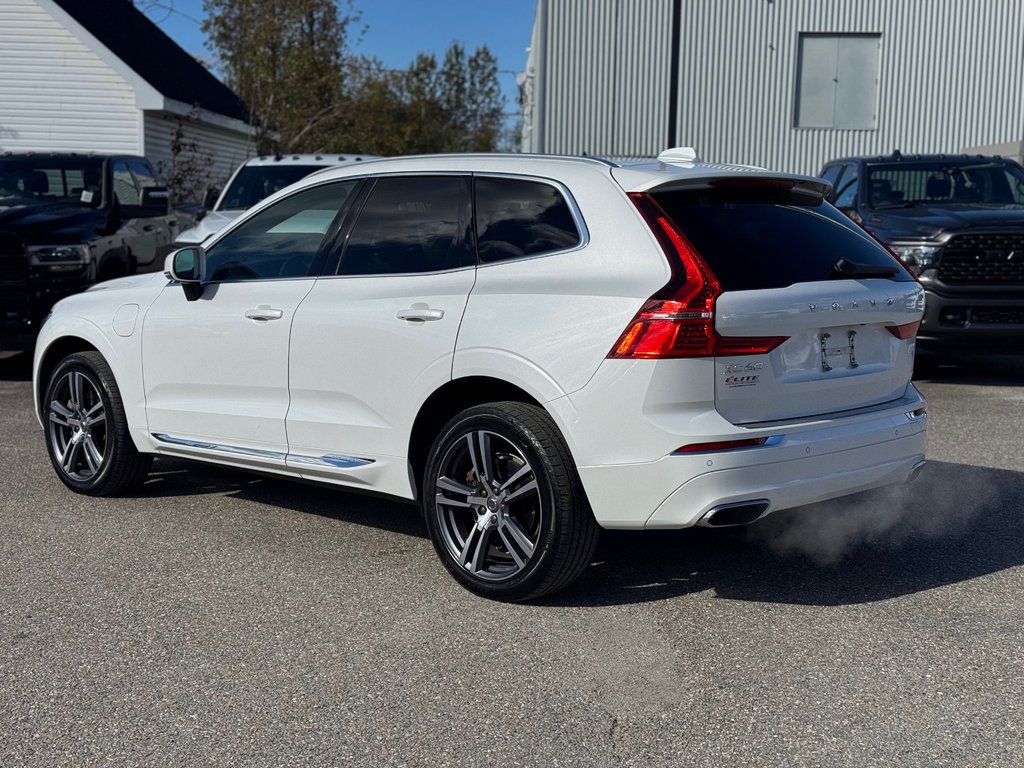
[286, 175, 475, 497]
[142, 179, 361, 469]
[127, 160, 176, 266]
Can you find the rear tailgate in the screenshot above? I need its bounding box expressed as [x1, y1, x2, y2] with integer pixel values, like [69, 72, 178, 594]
[714, 280, 922, 423]
[651, 184, 924, 424]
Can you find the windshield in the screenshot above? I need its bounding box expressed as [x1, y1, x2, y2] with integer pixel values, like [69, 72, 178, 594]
[219, 165, 326, 210]
[866, 161, 1024, 209]
[0, 157, 104, 208]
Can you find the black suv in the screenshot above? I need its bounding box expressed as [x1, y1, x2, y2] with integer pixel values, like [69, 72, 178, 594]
[819, 152, 1024, 353]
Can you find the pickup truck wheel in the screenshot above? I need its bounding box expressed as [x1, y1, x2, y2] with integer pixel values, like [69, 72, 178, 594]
[422, 402, 599, 601]
[44, 352, 152, 496]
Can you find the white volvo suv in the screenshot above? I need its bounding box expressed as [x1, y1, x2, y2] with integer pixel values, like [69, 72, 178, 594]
[32, 150, 927, 600]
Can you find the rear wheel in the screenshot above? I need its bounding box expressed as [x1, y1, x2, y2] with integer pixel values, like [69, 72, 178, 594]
[422, 402, 599, 601]
[44, 351, 152, 496]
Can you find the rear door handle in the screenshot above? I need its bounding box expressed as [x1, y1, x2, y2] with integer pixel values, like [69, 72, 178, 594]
[397, 305, 444, 322]
[245, 306, 284, 321]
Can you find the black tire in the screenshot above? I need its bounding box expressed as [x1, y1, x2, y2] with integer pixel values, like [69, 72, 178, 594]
[43, 351, 152, 496]
[422, 402, 599, 601]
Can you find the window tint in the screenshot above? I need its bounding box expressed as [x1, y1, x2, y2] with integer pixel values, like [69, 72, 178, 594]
[866, 161, 1024, 208]
[819, 165, 843, 190]
[112, 161, 141, 206]
[833, 165, 859, 207]
[129, 161, 158, 190]
[0, 158, 102, 207]
[339, 176, 472, 276]
[205, 181, 358, 282]
[653, 188, 915, 292]
[475, 177, 581, 262]
[220, 165, 325, 210]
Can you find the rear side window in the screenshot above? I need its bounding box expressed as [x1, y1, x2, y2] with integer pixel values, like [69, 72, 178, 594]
[653, 188, 914, 291]
[474, 177, 581, 263]
[340, 176, 472, 275]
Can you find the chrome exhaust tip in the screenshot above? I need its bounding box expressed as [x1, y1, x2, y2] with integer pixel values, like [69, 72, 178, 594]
[908, 460, 927, 482]
[698, 499, 771, 527]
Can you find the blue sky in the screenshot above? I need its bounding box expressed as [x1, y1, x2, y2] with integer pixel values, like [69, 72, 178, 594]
[139, 0, 536, 116]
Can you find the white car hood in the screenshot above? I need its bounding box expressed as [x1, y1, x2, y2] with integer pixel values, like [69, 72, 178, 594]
[174, 210, 243, 245]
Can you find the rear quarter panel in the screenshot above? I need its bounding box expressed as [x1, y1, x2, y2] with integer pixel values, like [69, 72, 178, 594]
[453, 165, 669, 406]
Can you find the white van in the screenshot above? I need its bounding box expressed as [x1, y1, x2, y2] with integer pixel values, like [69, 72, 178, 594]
[175, 153, 377, 244]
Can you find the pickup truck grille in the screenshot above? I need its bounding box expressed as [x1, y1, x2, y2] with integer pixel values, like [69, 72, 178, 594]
[0, 231, 29, 281]
[972, 307, 1024, 324]
[940, 233, 1024, 284]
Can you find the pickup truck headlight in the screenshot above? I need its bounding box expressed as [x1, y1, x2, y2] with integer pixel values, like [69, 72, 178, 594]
[888, 243, 941, 273]
[27, 244, 92, 270]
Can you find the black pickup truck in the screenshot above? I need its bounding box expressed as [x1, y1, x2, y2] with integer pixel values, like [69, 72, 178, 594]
[819, 152, 1024, 354]
[0, 152, 187, 351]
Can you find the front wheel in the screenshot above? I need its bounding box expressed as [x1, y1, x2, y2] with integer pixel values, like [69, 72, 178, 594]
[43, 351, 152, 496]
[422, 402, 599, 601]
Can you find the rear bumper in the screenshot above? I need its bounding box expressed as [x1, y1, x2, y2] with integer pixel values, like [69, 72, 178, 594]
[575, 405, 926, 530]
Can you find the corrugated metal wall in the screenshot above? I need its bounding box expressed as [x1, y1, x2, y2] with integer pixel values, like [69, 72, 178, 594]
[523, 0, 1024, 175]
[0, 0, 140, 154]
[523, 0, 673, 155]
[144, 114, 253, 189]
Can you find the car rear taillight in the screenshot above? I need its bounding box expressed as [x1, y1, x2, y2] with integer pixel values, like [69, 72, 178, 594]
[886, 320, 920, 340]
[608, 193, 788, 359]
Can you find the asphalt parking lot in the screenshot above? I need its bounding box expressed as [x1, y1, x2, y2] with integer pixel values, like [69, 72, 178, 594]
[1, 351, 1022, 767]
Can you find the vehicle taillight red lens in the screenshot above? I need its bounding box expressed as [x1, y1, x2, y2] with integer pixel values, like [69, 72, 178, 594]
[886, 320, 920, 340]
[609, 193, 788, 359]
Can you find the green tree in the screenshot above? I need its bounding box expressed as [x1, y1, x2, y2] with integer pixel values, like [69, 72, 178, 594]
[202, 0, 357, 153]
[201, 0, 506, 155]
[340, 43, 505, 155]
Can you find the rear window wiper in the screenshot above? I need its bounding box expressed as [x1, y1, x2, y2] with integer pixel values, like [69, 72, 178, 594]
[871, 201, 924, 210]
[828, 257, 899, 279]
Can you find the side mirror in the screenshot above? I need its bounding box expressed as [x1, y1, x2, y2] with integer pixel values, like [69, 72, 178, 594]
[202, 186, 221, 210]
[164, 246, 206, 301]
[140, 186, 171, 216]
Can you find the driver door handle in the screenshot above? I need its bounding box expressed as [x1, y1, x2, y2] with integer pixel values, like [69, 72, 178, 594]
[245, 306, 284, 322]
[397, 305, 444, 322]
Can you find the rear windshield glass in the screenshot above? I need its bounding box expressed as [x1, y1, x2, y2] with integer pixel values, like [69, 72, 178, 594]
[653, 188, 915, 291]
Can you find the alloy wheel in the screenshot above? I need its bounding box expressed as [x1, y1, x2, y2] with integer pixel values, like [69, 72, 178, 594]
[433, 429, 545, 582]
[47, 369, 107, 482]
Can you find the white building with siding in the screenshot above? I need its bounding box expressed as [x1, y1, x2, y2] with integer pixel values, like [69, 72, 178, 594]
[521, 0, 1024, 174]
[0, 0, 254, 195]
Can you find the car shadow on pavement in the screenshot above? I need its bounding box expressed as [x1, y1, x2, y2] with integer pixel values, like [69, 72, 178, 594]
[0, 351, 31, 381]
[143, 457, 1023, 607]
[546, 460, 1024, 607]
[913, 353, 1024, 385]
[141, 457, 427, 539]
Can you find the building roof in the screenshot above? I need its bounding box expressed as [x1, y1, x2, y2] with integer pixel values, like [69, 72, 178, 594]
[52, 0, 249, 123]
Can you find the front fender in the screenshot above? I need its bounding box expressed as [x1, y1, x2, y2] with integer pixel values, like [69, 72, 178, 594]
[32, 304, 153, 454]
